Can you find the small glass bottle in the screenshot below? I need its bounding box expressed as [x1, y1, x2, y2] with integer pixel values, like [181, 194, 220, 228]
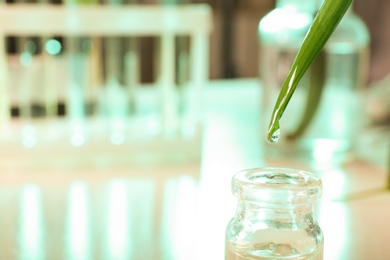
[258, 0, 370, 165]
[225, 167, 323, 260]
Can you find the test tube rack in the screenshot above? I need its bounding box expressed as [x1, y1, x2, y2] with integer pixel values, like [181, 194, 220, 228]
[0, 4, 212, 172]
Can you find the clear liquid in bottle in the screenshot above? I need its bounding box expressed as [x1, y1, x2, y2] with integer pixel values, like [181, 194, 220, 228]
[226, 243, 323, 260]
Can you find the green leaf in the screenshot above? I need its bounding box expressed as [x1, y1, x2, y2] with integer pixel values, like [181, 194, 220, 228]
[267, 0, 353, 142]
[286, 51, 326, 140]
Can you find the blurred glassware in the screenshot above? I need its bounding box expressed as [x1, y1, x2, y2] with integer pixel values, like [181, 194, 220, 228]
[363, 74, 390, 126]
[258, 0, 370, 167]
[0, 4, 211, 170]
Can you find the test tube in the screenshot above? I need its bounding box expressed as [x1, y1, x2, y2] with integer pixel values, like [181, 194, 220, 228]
[176, 36, 190, 136]
[66, 36, 89, 146]
[0, 32, 10, 127]
[157, 0, 182, 139]
[126, 28, 141, 141]
[188, 31, 209, 137]
[102, 0, 137, 144]
[64, 0, 99, 146]
[123, 36, 139, 119]
[13, 0, 38, 147]
[19, 39, 39, 148]
[103, 35, 128, 144]
[1, 0, 13, 131]
[159, 32, 178, 138]
[42, 37, 61, 119]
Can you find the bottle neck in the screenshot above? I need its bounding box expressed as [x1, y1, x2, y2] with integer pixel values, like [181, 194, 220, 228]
[238, 200, 314, 221]
[276, 0, 354, 16]
[232, 168, 322, 222]
[276, 0, 317, 13]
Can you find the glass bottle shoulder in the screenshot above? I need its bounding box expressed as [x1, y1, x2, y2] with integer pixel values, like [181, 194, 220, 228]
[326, 12, 370, 52]
[258, 8, 315, 48]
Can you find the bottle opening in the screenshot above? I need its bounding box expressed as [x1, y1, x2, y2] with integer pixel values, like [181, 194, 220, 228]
[232, 167, 322, 206]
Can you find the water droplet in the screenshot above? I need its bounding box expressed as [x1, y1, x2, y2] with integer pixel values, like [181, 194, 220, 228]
[268, 129, 280, 143]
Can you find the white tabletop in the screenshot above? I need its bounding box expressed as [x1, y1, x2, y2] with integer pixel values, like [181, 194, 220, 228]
[0, 78, 388, 260]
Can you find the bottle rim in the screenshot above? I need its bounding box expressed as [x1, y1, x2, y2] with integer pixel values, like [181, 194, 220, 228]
[232, 167, 322, 206]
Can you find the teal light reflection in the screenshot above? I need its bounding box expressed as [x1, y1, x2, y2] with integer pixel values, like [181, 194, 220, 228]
[259, 9, 311, 34]
[65, 182, 91, 260]
[127, 180, 155, 259]
[25, 40, 37, 54]
[45, 39, 62, 56]
[321, 169, 347, 200]
[110, 120, 125, 145]
[317, 169, 348, 259]
[171, 175, 198, 259]
[22, 125, 37, 148]
[70, 123, 85, 147]
[318, 201, 348, 260]
[20, 52, 33, 68]
[160, 178, 176, 260]
[105, 180, 130, 259]
[161, 175, 198, 259]
[19, 184, 44, 260]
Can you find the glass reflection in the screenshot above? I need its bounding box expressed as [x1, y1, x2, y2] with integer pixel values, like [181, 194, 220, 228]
[65, 181, 91, 260]
[19, 184, 44, 260]
[317, 169, 348, 260]
[45, 39, 62, 56]
[22, 125, 37, 148]
[171, 175, 198, 259]
[318, 201, 348, 260]
[105, 180, 130, 259]
[321, 169, 348, 200]
[107, 179, 156, 259]
[161, 175, 198, 260]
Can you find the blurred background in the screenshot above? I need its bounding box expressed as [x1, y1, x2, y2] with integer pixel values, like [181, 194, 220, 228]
[0, 0, 389, 259]
[4, 0, 390, 82]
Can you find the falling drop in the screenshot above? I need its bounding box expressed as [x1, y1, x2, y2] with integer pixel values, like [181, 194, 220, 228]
[268, 128, 280, 144]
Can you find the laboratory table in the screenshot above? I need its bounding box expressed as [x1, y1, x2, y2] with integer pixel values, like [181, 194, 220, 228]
[0, 79, 388, 260]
